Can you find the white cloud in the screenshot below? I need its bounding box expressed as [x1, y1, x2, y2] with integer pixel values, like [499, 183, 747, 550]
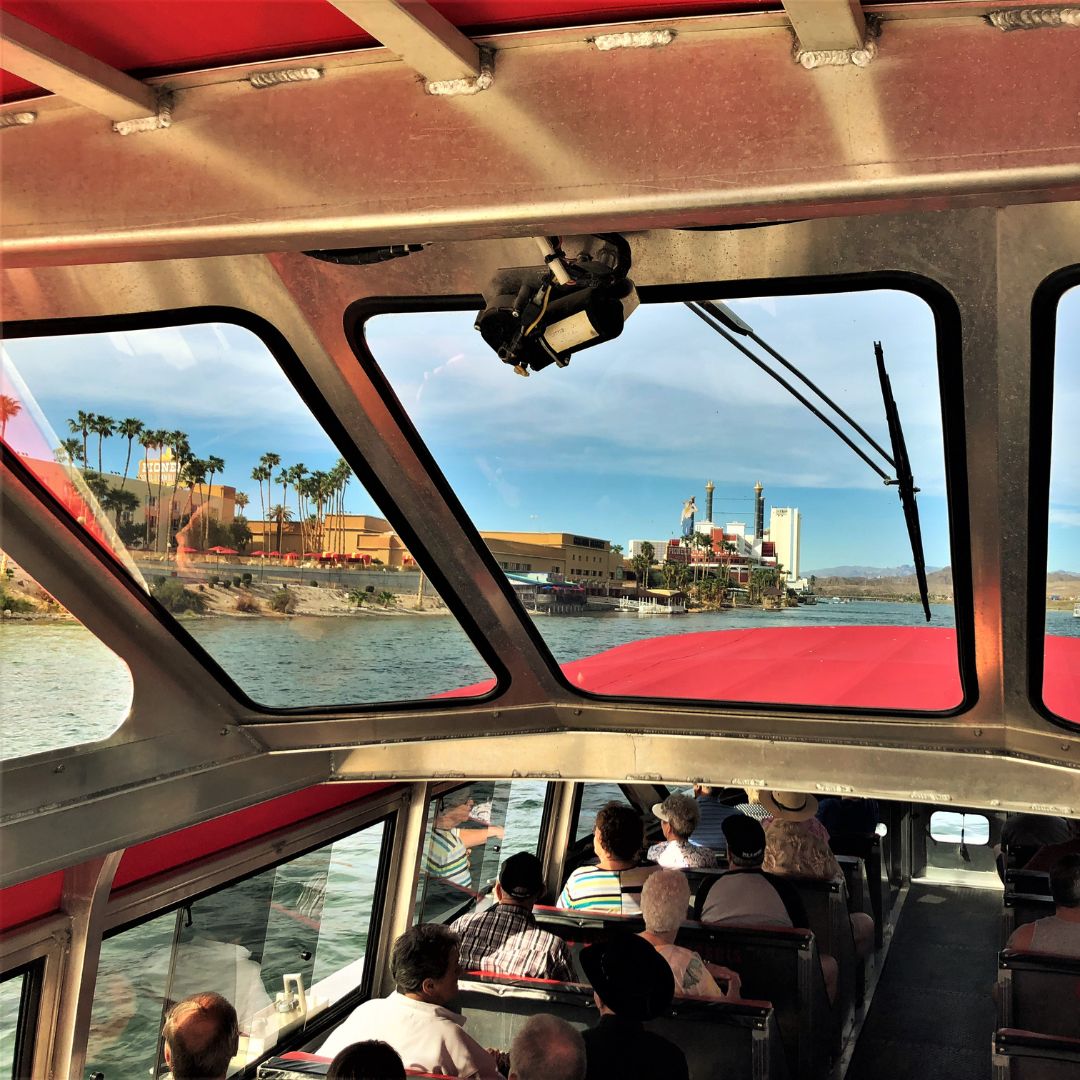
[1049, 507, 1080, 528]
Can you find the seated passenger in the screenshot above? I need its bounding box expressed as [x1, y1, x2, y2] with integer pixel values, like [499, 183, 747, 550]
[816, 796, 880, 858]
[764, 818, 875, 959]
[690, 785, 742, 851]
[699, 816, 809, 929]
[1006, 854, 1080, 956]
[508, 1014, 586, 1080]
[580, 934, 688, 1080]
[639, 870, 741, 1000]
[328, 1040, 406, 1080]
[759, 790, 831, 842]
[557, 802, 657, 916]
[1023, 829, 1080, 872]
[452, 852, 574, 981]
[318, 924, 501, 1079]
[162, 992, 239, 1080]
[699, 816, 840, 1004]
[647, 794, 718, 869]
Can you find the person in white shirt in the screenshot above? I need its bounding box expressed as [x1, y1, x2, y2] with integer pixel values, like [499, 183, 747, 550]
[647, 794, 717, 870]
[318, 924, 502, 1079]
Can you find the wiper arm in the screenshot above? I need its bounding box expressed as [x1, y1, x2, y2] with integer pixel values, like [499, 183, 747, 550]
[685, 301, 933, 622]
[685, 301, 892, 483]
[875, 341, 931, 622]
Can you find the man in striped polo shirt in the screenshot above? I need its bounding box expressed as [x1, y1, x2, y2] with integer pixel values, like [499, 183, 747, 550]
[557, 802, 657, 916]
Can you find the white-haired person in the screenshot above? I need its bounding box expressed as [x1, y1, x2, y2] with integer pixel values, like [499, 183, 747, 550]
[508, 1014, 586, 1080]
[647, 794, 717, 869]
[638, 870, 741, 1000]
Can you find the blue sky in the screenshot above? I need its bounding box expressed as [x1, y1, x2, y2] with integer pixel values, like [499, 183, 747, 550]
[2, 286, 1077, 573]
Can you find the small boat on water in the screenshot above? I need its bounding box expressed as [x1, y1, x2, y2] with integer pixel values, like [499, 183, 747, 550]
[1074, 603, 1080, 618]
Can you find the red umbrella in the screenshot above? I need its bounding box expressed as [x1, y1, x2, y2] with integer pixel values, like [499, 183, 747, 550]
[250, 550, 266, 557]
[304, 552, 321, 558]
[217, 547, 239, 555]
[267, 550, 282, 557]
[283, 552, 299, 559]
[177, 545, 199, 554]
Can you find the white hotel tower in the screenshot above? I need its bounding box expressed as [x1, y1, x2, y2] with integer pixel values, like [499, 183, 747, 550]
[769, 506, 802, 583]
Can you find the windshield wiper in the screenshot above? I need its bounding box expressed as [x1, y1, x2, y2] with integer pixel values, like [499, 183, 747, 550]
[685, 300, 932, 621]
[875, 341, 931, 621]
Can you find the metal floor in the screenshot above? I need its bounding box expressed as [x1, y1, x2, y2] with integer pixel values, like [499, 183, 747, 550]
[844, 883, 1000, 1080]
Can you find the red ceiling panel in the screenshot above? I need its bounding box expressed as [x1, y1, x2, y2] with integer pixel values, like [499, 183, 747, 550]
[1, 0, 779, 102]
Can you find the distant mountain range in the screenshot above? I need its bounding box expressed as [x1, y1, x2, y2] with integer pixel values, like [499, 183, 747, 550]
[807, 564, 944, 579]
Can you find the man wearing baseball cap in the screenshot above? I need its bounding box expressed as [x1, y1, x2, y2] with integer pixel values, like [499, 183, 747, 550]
[451, 853, 575, 982]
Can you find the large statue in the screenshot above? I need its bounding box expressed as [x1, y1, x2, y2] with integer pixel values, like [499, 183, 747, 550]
[681, 497, 696, 539]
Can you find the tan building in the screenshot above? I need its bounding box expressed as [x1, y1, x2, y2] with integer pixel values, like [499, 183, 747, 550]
[480, 532, 623, 582]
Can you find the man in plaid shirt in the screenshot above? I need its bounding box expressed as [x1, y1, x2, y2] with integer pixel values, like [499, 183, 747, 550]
[452, 853, 575, 982]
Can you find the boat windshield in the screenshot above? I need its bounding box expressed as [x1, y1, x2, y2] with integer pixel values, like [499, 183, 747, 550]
[366, 286, 964, 712]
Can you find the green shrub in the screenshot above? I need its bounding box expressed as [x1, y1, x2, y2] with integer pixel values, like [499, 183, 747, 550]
[208, 575, 220, 587]
[309, 580, 320, 588]
[232, 576, 242, 587]
[0, 588, 35, 614]
[377, 590, 397, 607]
[242, 573, 252, 585]
[235, 592, 261, 614]
[365, 585, 375, 594]
[222, 579, 232, 590]
[348, 589, 367, 607]
[152, 577, 204, 614]
[269, 589, 298, 614]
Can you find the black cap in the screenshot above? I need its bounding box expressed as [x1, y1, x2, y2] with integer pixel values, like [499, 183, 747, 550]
[498, 852, 544, 900]
[722, 815, 766, 862]
[580, 934, 675, 1021]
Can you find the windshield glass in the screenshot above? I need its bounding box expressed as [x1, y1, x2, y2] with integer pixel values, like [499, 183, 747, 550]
[367, 286, 962, 711]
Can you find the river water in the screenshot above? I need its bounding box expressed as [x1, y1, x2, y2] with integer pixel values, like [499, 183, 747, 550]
[2, 604, 1078, 1075]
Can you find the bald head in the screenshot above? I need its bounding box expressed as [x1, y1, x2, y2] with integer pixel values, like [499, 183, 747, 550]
[509, 1014, 586, 1080]
[163, 992, 239, 1080]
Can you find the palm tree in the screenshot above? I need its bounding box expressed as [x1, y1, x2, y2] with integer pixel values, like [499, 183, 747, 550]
[269, 504, 293, 551]
[102, 487, 139, 530]
[67, 411, 95, 469]
[139, 428, 163, 548]
[250, 465, 271, 549]
[58, 437, 83, 465]
[204, 455, 226, 546]
[330, 458, 351, 555]
[0, 394, 21, 441]
[163, 431, 190, 551]
[116, 418, 143, 490]
[90, 414, 115, 474]
[285, 464, 307, 551]
[234, 491, 249, 514]
[83, 471, 111, 502]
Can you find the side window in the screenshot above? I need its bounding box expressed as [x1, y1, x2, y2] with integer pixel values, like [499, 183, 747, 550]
[85, 819, 388, 1077]
[573, 784, 632, 843]
[415, 781, 549, 923]
[0, 966, 36, 1080]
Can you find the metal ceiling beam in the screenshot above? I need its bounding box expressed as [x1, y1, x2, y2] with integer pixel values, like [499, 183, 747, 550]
[328, 0, 481, 81]
[782, 0, 867, 51]
[0, 10, 157, 122]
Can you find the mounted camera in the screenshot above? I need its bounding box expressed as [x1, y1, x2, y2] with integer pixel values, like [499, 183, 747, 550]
[474, 234, 639, 376]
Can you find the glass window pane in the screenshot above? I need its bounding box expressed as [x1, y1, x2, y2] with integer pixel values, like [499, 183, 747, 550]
[415, 781, 548, 923]
[1, 323, 494, 708]
[1044, 284, 1080, 724]
[367, 287, 960, 712]
[573, 784, 632, 843]
[0, 971, 27, 1080]
[930, 811, 990, 846]
[0, 561, 132, 760]
[85, 819, 387, 1076]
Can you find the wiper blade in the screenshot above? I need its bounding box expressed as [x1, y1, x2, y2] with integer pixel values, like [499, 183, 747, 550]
[685, 300, 933, 622]
[875, 341, 931, 622]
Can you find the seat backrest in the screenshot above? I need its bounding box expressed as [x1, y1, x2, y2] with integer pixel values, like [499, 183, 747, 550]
[674, 922, 830, 1079]
[257, 1052, 446, 1079]
[998, 950, 1080, 1038]
[533, 910, 829, 1078]
[1001, 891, 1055, 947]
[993, 1029, 1080, 1080]
[457, 973, 789, 1080]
